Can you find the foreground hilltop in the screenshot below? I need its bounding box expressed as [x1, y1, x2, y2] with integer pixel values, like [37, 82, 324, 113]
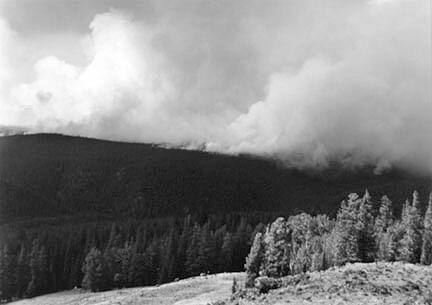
[229, 262, 432, 305]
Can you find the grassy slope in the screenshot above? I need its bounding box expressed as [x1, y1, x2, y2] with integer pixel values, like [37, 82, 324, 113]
[1, 133, 431, 223]
[9, 272, 244, 305]
[229, 262, 432, 305]
[9, 263, 432, 305]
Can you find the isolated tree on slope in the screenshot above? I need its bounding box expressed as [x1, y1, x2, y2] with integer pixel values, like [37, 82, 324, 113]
[400, 191, 423, 263]
[245, 232, 264, 287]
[421, 193, 432, 265]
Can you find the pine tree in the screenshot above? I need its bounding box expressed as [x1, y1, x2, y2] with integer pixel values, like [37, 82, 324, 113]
[333, 194, 361, 265]
[375, 196, 394, 261]
[38, 246, 49, 294]
[310, 236, 326, 271]
[421, 193, 432, 265]
[158, 228, 178, 284]
[16, 246, 30, 298]
[232, 218, 253, 269]
[197, 224, 217, 274]
[114, 242, 133, 288]
[26, 239, 46, 297]
[375, 196, 397, 262]
[0, 247, 4, 301]
[0, 246, 17, 301]
[387, 220, 405, 261]
[144, 239, 161, 285]
[357, 190, 376, 262]
[244, 232, 264, 287]
[375, 196, 394, 234]
[81, 247, 108, 292]
[219, 232, 235, 271]
[400, 191, 423, 263]
[175, 216, 191, 278]
[185, 224, 201, 276]
[128, 251, 148, 286]
[231, 277, 239, 294]
[261, 217, 291, 277]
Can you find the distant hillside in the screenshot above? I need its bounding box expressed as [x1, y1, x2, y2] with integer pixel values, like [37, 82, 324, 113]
[0, 133, 431, 222]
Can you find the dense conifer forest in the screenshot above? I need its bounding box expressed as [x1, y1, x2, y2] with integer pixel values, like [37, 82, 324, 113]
[0, 212, 270, 301]
[245, 190, 432, 290]
[1, 134, 431, 221]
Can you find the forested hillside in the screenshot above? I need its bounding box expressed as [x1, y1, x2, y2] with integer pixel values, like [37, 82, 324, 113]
[0, 134, 431, 221]
[0, 134, 431, 302]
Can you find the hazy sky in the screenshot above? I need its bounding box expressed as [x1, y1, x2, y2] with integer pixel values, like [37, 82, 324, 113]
[0, 0, 430, 171]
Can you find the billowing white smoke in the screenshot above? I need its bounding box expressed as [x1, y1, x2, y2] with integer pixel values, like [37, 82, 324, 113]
[0, 0, 430, 171]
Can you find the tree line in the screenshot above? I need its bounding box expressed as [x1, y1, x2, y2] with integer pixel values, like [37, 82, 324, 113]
[0, 213, 268, 301]
[245, 190, 432, 287]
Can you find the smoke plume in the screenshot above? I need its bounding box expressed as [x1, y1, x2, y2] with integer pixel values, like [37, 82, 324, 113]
[0, 0, 430, 171]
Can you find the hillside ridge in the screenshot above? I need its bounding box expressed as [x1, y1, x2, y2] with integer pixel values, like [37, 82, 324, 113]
[1, 133, 431, 222]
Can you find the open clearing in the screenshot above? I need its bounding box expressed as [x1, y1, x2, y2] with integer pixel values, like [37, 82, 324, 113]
[9, 272, 244, 305]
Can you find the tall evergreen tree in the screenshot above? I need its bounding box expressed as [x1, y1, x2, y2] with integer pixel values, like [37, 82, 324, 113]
[375, 195, 394, 261]
[175, 216, 191, 278]
[375, 195, 394, 234]
[0, 247, 3, 301]
[244, 232, 264, 287]
[357, 190, 376, 262]
[81, 247, 108, 292]
[261, 217, 291, 277]
[0, 246, 17, 301]
[421, 193, 432, 265]
[400, 191, 423, 263]
[128, 251, 148, 286]
[158, 228, 178, 284]
[219, 232, 235, 271]
[16, 246, 30, 298]
[185, 224, 201, 276]
[26, 240, 48, 297]
[197, 224, 217, 274]
[333, 194, 361, 265]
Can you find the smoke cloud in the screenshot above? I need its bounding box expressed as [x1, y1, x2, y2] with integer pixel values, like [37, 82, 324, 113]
[0, 0, 430, 171]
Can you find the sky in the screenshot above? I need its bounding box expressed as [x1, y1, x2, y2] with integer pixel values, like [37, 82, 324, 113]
[0, 0, 430, 172]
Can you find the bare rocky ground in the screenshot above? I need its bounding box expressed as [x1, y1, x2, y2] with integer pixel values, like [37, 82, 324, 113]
[227, 262, 432, 305]
[9, 273, 244, 305]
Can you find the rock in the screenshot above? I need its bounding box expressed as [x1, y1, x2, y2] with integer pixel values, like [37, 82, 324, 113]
[254, 276, 280, 293]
